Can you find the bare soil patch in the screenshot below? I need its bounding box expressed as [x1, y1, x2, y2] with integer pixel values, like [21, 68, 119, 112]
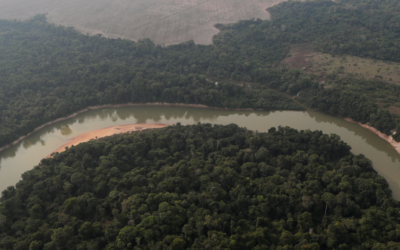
[0, 0, 287, 45]
[283, 44, 313, 69]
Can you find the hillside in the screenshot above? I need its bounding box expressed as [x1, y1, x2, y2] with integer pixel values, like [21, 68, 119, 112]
[0, 124, 399, 249]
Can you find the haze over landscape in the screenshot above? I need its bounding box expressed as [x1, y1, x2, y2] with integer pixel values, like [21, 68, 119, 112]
[0, 0, 285, 45]
[2, 0, 400, 248]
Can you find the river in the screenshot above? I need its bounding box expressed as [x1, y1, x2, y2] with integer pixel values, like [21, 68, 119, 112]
[1, 106, 400, 199]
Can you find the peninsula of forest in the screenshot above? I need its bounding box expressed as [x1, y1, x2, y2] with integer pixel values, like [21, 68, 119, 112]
[1, 0, 400, 249]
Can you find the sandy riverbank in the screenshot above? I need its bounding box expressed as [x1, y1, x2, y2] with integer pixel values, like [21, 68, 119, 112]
[47, 123, 169, 157]
[0, 102, 258, 154]
[343, 118, 400, 154]
[7, 101, 399, 157]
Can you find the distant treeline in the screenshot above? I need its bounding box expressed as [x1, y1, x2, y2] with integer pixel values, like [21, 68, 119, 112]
[0, 15, 304, 148]
[1, 0, 400, 147]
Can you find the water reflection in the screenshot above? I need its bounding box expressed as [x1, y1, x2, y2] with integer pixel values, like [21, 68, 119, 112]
[307, 111, 396, 159]
[0, 106, 399, 199]
[22, 140, 33, 149]
[1, 147, 16, 159]
[60, 126, 72, 136]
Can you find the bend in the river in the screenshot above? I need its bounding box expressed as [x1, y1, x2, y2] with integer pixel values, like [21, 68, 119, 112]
[1, 106, 400, 199]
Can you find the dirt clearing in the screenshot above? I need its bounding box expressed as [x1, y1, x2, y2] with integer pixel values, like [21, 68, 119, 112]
[283, 44, 313, 69]
[0, 0, 287, 45]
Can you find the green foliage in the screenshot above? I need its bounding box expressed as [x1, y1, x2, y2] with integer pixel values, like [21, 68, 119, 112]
[3, 0, 400, 146]
[0, 15, 305, 148]
[1, 2, 400, 248]
[269, 0, 400, 61]
[297, 87, 396, 133]
[0, 124, 398, 249]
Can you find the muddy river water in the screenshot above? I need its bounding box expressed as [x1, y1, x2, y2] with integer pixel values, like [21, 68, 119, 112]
[1, 106, 400, 199]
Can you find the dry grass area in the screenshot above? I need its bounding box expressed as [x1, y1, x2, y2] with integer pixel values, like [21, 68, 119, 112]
[311, 54, 400, 84]
[388, 105, 400, 116]
[284, 44, 400, 85]
[0, 0, 286, 45]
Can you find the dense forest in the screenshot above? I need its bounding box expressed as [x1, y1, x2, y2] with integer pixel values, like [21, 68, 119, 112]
[2, 0, 400, 249]
[0, 14, 307, 148]
[1, 0, 400, 148]
[1, 0, 400, 147]
[1, 124, 399, 249]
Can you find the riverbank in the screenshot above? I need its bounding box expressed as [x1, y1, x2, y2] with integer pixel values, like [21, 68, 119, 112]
[47, 123, 169, 157]
[3, 101, 400, 159]
[343, 118, 400, 154]
[2, 107, 400, 199]
[0, 102, 258, 154]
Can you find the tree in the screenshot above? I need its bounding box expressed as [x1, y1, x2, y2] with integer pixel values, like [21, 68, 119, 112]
[51, 226, 74, 249]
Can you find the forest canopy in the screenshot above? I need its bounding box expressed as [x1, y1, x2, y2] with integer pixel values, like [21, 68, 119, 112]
[2, 0, 400, 249]
[0, 124, 399, 249]
[2, 0, 400, 147]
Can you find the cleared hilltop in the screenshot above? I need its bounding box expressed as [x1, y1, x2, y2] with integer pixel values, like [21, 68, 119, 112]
[0, 0, 285, 45]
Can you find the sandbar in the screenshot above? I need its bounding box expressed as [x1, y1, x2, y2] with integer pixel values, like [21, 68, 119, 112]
[47, 123, 168, 157]
[0, 102, 260, 155]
